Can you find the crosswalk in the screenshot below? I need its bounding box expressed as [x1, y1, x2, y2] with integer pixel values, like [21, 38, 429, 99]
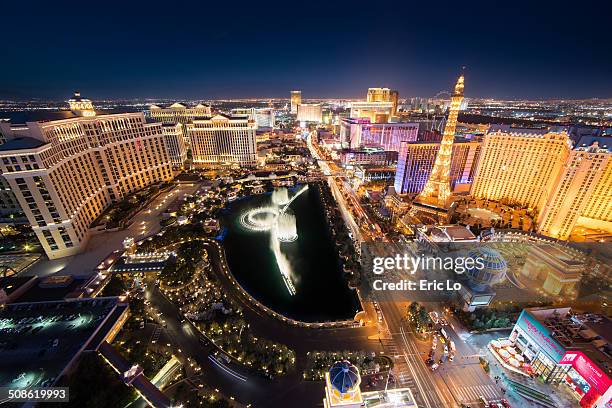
[380, 337, 429, 407]
[150, 325, 162, 343]
[380, 339, 412, 387]
[451, 383, 501, 404]
[382, 334, 504, 407]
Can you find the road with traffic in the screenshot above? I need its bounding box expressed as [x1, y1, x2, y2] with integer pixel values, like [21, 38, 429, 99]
[306, 133, 504, 407]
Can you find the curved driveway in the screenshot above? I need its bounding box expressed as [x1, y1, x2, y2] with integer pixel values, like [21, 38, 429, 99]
[145, 240, 383, 407]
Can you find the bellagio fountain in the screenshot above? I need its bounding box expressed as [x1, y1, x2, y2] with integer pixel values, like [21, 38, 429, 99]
[239, 185, 309, 295]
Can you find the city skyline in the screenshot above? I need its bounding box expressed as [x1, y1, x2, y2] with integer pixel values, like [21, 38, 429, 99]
[0, 3, 610, 407]
[2, 1, 611, 100]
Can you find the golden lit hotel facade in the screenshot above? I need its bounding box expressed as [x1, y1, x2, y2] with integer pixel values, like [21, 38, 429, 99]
[471, 129, 571, 211]
[470, 129, 612, 240]
[149, 102, 212, 124]
[297, 103, 323, 123]
[187, 114, 257, 167]
[149, 102, 212, 146]
[68, 91, 96, 117]
[366, 87, 399, 115]
[0, 113, 173, 259]
[290, 90, 301, 114]
[537, 137, 612, 240]
[161, 123, 187, 167]
[350, 101, 394, 123]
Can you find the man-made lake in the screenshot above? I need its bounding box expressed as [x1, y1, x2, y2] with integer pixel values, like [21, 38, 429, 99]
[221, 184, 360, 322]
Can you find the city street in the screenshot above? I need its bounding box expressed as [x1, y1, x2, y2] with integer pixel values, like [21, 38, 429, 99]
[436, 313, 503, 405]
[307, 131, 504, 407]
[308, 131, 451, 407]
[375, 292, 451, 408]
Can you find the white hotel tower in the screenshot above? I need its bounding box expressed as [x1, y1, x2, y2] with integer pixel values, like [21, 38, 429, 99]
[187, 114, 257, 167]
[0, 112, 173, 259]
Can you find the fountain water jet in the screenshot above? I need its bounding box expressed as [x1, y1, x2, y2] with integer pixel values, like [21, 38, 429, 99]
[237, 185, 309, 295]
[239, 185, 309, 239]
[275, 212, 298, 242]
[271, 188, 290, 206]
[270, 231, 297, 295]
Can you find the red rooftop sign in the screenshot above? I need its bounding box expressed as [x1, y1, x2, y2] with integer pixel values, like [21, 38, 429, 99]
[560, 351, 611, 394]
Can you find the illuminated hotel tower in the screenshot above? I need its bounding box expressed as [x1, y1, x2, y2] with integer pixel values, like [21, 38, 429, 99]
[290, 91, 302, 114]
[416, 74, 464, 208]
[0, 113, 173, 259]
[537, 138, 611, 240]
[68, 91, 96, 117]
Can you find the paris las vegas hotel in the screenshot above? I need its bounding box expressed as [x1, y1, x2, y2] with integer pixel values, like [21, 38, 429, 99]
[0, 93, 256, 259]
[395, 124, 612, 241]
[469, 127, 612, 240]
[391, 76, 611, 242]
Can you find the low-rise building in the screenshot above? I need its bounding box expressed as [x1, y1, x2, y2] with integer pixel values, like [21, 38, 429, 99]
[338, 148, 398, 167]
[0, 297, 129, 392]
[520, 244, 585, 296]
[508, 307, 611, 407]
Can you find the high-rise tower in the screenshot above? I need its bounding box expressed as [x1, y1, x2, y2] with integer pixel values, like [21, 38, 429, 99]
[416, 74, 464, 207]
[290, 90, 301, 114]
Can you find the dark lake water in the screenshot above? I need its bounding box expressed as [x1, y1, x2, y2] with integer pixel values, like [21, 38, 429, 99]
[221, 184, 360, 322]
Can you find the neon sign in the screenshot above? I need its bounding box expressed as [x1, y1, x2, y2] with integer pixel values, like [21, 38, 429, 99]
[516, 310, 565, 362]
[560, 351, 611, 394]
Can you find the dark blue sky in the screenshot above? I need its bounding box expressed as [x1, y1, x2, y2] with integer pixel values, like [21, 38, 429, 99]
[2, 0, 610, 100]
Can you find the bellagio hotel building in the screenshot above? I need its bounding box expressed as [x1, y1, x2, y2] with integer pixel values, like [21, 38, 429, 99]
[0, 112, 173, 259]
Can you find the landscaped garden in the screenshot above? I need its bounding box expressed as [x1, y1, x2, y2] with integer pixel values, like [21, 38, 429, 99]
[406, 301, 433, 335]
[303, 350, 392, 381]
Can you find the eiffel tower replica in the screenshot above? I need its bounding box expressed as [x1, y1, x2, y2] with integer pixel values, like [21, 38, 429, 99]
[411, 73, 465, 223]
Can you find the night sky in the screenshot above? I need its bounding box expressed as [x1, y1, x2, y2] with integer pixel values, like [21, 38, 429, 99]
[2, 0, 610, 100]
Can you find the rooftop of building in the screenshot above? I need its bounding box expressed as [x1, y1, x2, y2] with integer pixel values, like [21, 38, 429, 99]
[401, 136, 479, 146]
[351, 100, 394, 106]
[329, 361, 360, 394]
[340, 147, 387, 154]
[0, 109, 144, 126]
[355, 165, 396, 172]
[574, 135, 611, 152]
[526, 307, 612, 375]
[67, 91, 90, 102]
[0, 297, 127, 388]
[487, 124, 558, 135]
[0, 136, 47, 152]
[0, 276, 37, 297]
[150, 102, 210, 110]
[427, 225, 478, 242]
[527, 243, 585, 267]
[14, 275, 89, 303]
[98, 341, 172, 408]
[109, 254, 170, 274]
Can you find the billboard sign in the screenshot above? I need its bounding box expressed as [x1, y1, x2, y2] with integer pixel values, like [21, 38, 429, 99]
[516, 310, 565, 362]
[560, 351, 612, 394]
